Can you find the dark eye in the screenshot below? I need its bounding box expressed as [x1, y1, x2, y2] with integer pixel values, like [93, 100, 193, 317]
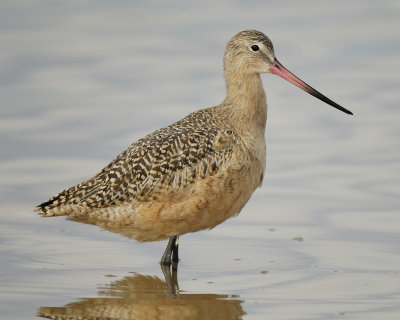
[251, 45, 259, 51]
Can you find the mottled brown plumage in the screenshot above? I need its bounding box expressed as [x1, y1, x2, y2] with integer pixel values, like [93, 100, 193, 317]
[38, 108, 236, 214]
[35, 30, 351, 262]
[36, 30, 269, 243]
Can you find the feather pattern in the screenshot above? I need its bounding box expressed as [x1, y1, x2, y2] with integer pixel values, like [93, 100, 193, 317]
[34, 30, 273, 241]
[36, 106, 239, 217]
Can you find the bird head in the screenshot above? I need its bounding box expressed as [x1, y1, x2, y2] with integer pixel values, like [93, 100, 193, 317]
[224, 30, 353, 115]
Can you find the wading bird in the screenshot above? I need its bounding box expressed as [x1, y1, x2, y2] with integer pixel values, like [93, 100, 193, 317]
[35, 30, 352, 266]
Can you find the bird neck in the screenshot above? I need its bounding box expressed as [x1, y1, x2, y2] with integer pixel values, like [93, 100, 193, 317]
[224, 71, 267, 134]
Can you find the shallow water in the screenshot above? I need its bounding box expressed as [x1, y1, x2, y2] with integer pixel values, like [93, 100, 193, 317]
[1, 1, 400, 319]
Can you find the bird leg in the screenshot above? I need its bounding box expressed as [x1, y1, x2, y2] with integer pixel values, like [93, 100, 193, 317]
[160, 235, 180, 296]
[161, 235, 179, 265]
[172, 236, 179, 264]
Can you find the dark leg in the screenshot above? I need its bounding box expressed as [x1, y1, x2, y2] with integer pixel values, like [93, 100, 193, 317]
[172, 236, 179, 264]
[160, 235, 180, 297]
[161, 235, 179, 265]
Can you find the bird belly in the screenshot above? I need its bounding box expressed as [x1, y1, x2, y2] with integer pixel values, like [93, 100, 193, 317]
[67, 143, 266, 242]
[70, 156, 264, 242]
[126, 152, 264, 241]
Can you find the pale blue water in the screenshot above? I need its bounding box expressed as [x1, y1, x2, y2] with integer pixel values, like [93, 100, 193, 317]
[1, 1, 399, 319]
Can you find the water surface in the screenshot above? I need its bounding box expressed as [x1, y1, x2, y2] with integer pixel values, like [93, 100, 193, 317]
[1, 1, 399, 319]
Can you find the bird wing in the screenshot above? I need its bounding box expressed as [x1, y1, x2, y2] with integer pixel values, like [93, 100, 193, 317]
[36, 108, 237, 213]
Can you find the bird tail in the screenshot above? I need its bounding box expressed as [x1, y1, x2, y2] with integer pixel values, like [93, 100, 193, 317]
[35, 153, 124, 217]
[34, 184, 84, 217]
[35, 197, 62, 216]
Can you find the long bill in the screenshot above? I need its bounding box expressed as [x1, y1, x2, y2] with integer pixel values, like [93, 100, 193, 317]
[269, 58, 353, 115]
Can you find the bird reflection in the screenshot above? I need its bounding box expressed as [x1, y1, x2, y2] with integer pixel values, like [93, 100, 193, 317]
[38, 267, 245, 320]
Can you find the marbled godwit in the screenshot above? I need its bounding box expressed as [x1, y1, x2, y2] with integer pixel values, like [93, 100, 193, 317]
[35, 30, 352, 266]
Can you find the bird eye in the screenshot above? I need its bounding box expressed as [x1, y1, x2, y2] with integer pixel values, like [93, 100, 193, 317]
[251, 45, 259, 51]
